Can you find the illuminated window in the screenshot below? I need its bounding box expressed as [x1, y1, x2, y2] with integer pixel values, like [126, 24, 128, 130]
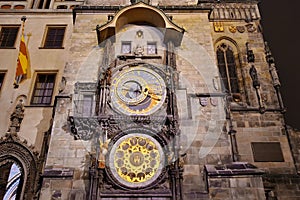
[216, 43, 239, 94]
[121, 41, 131, 54]
[43, 26, 66, 48]
[31, 73, 56, 105]
[147, 42, 157, 54]
[0, 26, 19, 48]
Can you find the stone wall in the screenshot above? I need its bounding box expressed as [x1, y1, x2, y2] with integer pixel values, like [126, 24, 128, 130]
[208, 176, 265, 199]
[263, 174, 300, 200]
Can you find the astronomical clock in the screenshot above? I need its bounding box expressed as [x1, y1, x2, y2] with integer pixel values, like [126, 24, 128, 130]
[94, 59, 181, 199]
[90, 7, 185, 198]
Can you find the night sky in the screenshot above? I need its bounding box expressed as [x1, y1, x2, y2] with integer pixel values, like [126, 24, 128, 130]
[259, 1, 300, 129]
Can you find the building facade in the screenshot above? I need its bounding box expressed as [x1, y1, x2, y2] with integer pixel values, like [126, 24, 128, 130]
[0, 0, 299, 199]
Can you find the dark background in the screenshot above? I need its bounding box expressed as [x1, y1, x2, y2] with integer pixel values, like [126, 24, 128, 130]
[259, 1, 300, 129]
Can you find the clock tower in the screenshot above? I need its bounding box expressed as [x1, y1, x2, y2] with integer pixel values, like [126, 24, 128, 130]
[88, 4, 185, 198]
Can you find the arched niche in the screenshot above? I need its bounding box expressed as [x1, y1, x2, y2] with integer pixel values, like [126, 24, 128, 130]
[97, 2, 184, 47]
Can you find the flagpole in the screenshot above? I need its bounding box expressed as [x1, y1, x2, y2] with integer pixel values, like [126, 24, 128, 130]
[14, 16, 27, 89]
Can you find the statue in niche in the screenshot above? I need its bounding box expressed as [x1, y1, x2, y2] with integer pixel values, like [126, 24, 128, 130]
[249, 65, 260, 88]
[134, 44, 144, 57]
[9, 100, 25, 134]
[246, 42, 255, 63]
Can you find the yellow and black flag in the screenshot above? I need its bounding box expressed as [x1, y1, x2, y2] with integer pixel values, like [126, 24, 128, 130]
[14, 16, 30, 88]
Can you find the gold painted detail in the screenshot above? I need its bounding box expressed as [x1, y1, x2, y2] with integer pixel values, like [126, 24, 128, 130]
[113, 135, 160, 183]
[229, 26, 237, 33]
[213, 22, 224, 32]
[111, 66, 167, 115]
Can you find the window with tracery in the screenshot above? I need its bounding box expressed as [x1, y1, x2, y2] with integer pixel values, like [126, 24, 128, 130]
[216, 43, 239, 94]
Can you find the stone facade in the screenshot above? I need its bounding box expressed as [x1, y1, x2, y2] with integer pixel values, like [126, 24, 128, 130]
[0, 0, 299, 200]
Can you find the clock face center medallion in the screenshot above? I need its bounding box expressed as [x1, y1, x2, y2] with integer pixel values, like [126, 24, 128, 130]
[130, 152, 144, 167]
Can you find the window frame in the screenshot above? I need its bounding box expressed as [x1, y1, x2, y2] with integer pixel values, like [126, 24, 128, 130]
[41, 25, 66, 49]
[30, 73, 57, 106]
[147, 42, 157, 55]
[121, 41, 132, 54]
[216, 42, 240, 96]
[0, 25, 20, 48]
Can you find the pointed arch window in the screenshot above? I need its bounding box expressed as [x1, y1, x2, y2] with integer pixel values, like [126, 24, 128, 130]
[216, 43, 239, 94]
[2, 163, 23, 200]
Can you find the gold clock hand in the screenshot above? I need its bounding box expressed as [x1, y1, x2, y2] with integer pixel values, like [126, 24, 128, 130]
[143, 88, 161, 101]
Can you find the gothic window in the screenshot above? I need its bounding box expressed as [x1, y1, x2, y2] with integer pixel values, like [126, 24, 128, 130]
[121, 41, 131, 54]
[42, 26, 66, 48]
[216, 43, 239, 94]
[31, 73, 56, 105]
[0, 26, 19, 48]
[2, 163, 22, 200]
[147, 42, 157, 54]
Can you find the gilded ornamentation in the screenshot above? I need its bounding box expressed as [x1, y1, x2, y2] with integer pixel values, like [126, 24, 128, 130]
[108, 133, 164, 188]
[229, 26, 237, 33]
[213, 22, 224, 32]
[110, 65, 167, 116]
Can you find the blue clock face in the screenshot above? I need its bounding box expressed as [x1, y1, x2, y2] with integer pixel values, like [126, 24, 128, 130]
[110, 65, 166, 115]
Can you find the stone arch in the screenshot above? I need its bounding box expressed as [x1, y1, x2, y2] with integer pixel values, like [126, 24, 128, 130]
[97, 2, 184, 46]
[0, 136, 39, 200]
[214, 36, 246, 102]
[214, 36, 241, 54]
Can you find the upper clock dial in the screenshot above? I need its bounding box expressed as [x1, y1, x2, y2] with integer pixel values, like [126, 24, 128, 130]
[110, 65, 167, 115]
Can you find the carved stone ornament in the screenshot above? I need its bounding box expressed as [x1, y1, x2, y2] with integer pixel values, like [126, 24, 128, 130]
[210, 97, 218, 106]
[199, 97, 208, 107]
[74, 82, 97, 94]
[58, 76, 67, 93]
[134, 44, 144, 56]
[0, 134, 39, 200]
[249, 65, 260, 88]
[229, 26, 237, 33]
[8, 100, 25, 134]
[69, 117, 99, 140]
[245, 23, 256, 33]
[237, 26, 245, 33]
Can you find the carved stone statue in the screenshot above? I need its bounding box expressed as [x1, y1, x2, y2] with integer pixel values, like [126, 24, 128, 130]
[249, 65, 260, 88]
[134, 44, 144, 56]
[9, 100, 25, 134]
